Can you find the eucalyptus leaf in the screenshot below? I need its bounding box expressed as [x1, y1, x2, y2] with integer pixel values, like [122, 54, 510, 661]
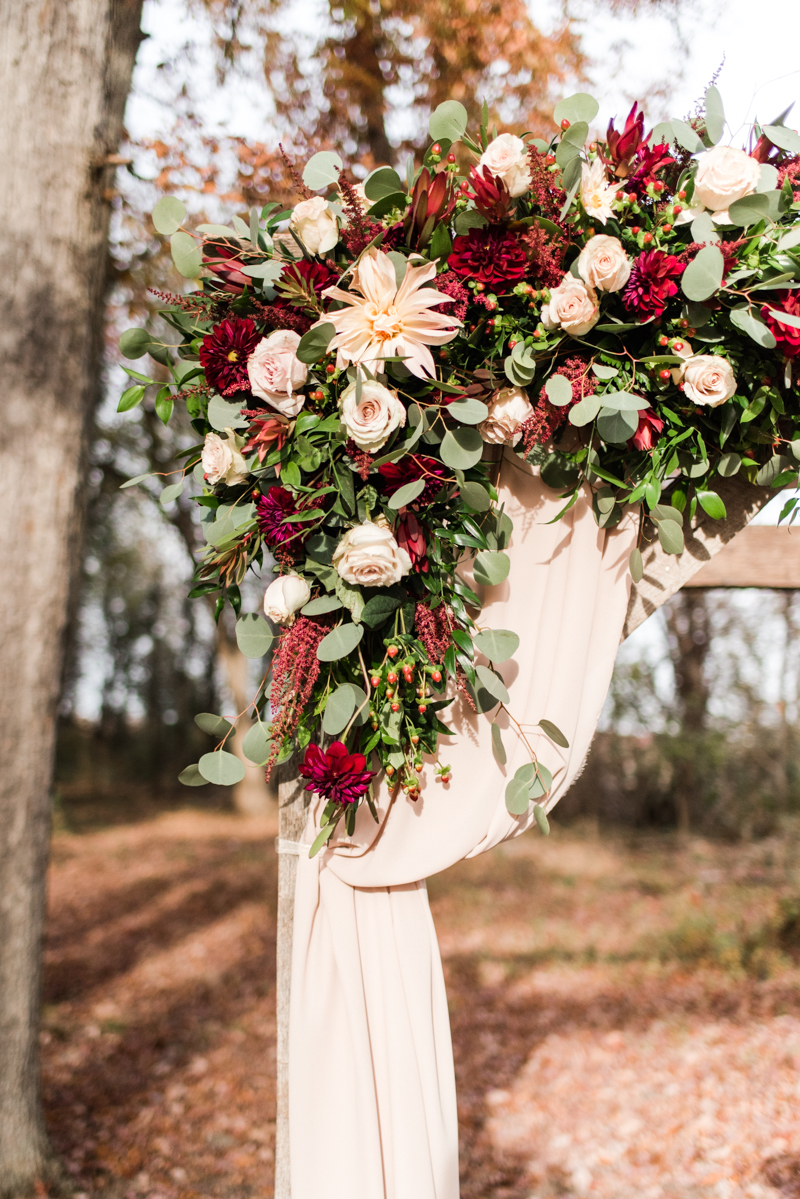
[717, 451, 741, 477]
[473, 628, 520, 662]
[364, 166, 404, 201]
[302, 150, 343, 190]
[656, 518, 684, 555]
[447, 397, 490, 424]
[473, 550, 511, 587]
[170, 231, 203, 278]
[207, 394, 248, 431]
[429, 100, 468, 143]
[545, 375, 573, 407]
[727, 193, 770, 227]
[591, 363, 619, 380]
[296, 322, 336, 364]
[671, 118, 704, 154]
[159, 479, 184, 507]
[301, 595, 343, 616]
[322, 685, 357, 735]
[491, 722, 507, 765]
[704, 85, 725, 144]
[235, 613, 275, 658]
[553, 93, 599, 127]
[242, 722, 271, 766]
[241, 261, 285, 282]
[178, 764, 208, 787]
[763, 124, 800, 155]
[195, 712, 234, 737]
[681, 244, 724, 301]
[387, 478, 426, 509]
[440, 426, 483, 470]
[568, 393, 603, 427]
[316, 622, 365, 661]
[729, 306, 777, 349]
[505, 775, 530, 815]
[460, 481, 492, 511]
[529, 763, 553, 800]
[598, 390, 649, 412]
[198, 750, 245, 786]
[629, 547, 643, 583]
[475, 665, 509, 705]
[119, 328, 152, 359]
[533, 804, 550, 835]
[152, 195, 187, 235]
[538, 718, 569, 748]
[597, 406, 639, 445]
[767, 307, 800, 331]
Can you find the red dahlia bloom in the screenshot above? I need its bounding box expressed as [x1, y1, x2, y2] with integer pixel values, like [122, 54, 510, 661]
[761, 291, 800, 358]
[378, 455, 448, 506]
[257, 487, 322, 547]
[448, 225, 528, 288]
[630, 410, 665, 452]
[299, 742, 376, 805]
[623, 251, 685, 318]
[200, 317, 261, 395]
[396, 512, 429, 573]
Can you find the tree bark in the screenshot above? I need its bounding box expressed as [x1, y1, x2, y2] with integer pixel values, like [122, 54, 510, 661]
[0, 2, 144, 1193]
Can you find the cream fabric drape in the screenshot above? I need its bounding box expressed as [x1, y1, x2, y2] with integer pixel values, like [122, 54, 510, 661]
[289, 451, 636, 1198]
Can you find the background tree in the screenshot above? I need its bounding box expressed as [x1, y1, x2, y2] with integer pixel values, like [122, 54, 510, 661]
[0, 1, 144, 1191]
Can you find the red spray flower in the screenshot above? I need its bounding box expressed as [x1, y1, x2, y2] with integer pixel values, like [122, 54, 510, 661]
[203, 239, 250, 293]
[605, 103, 646, 178]
[630, 410, 665, 452]
[199, 318, 261, 395]
[623, 250, 685, 317]
[625, 143, 675, 196]
[299, 741, 376, 805]
[761, 291, 800, 358]
[466, 166, 513, 221]
[396, 512, 428, 573]
[448, 225, 528, 288]
[242, 413, 289, 463]
[378, 455, 448, 506]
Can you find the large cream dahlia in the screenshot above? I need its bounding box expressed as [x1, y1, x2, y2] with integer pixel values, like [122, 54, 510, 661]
[320, 247, 461, 379]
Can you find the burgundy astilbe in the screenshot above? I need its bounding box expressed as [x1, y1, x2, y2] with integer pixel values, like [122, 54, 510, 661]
[265, 616, 331, 781]
[199, 317, 261, 395]
[378, 455, 448, 506]
[250, 302, 313, 336]
[338, 173, 383, 256]
[778, 158, 800, 200]
[527, 146, 566, 221]
[448, 225, 528, 288]
[344, 440, 374, 481]
[623, 250, 685, 317]
[522, 222, 566, 289]
[414, 602, 455, 664]
[521, 356, 596, 453]
[432, 271, 469, 324]
[299, 741, 375, 806]
[149, 288, 222, 318]
[761, 291, 800, 358]
[279, 143, 313, 199]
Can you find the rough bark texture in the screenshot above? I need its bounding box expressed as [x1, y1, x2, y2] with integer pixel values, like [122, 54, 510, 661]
[0, 2, 144, 1192]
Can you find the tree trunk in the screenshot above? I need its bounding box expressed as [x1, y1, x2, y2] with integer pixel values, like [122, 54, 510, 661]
[0, 2, 144, 1193]
[665, 590, 711, 834]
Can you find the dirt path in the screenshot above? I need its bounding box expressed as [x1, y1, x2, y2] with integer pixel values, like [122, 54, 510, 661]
[42, 811, 800, 1197]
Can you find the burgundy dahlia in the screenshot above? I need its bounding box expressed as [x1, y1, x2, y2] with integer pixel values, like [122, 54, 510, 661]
[257, 487, 323, 549]
[448, 225, 528, 288]
[200, 317, 261, 395]
[623, 251, 685, 318]
[378, 455, 448, 506]
[276, 258, 338, 304]
[299, 742, 375, 806]
[630, 410, 665, 452]
[761, 291, 800, 358]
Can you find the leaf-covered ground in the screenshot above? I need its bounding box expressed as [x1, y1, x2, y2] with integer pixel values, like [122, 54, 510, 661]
[43, 811, 800, 1198]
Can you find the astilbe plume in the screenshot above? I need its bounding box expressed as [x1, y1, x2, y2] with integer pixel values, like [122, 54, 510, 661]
[265, 616, 331, 781]
[250, 302, 313, 336]
[778, 158, 800, 200]
[448, 225, 528, 287]
[279, 143, 313, 198]
[414, 602, 455, 664]
[521, 356, 596, 452]
[522, 222, 566, 289]
[149, 288, 223, 318]
[526, 146, 566, 221]
[299, 741, 376, 806]
[338, 173, 383, 256]
[431, 271, 469, 323]
[345, 440, 374, 481]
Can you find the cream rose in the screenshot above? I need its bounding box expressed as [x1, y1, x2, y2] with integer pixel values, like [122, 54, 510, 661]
[693, 146, 761, 219]
[541, 276, 600, 337]
[247, 329, 309, 417]
[339, 379, 407, 453]
[478, 386, 533, 447]
[289, 195, 339, 255]
[577, 235, 631, 293]
[201, 429, 249, 486]
[679, 354, 737, 407]
[477, 133, 532, 198]
[263, 574, 311, 626]
[333, 522, 412, 588]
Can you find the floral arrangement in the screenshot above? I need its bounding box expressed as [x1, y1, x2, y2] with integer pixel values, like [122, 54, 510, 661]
[119, 87, 800, 851]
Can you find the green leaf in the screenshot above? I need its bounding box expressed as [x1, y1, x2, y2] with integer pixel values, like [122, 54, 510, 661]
[364, 166, 404, 201]
[529, 763, 553, 800]
[303, 150, 343, 190]
[159, 479, 184, 506]
[429, 100, 468, 143]
[597, 406, 639, 445]
[540, 452, 580, 491]
[696, 489, 726, 520]
[119, 328, 152, 359]
[681, 244, 724, 301]
[690, 211, 719, 246]
[120, 471, 154, 490]
[656, 518, 684, 555]
[756, 454, 791, 486]
[591, 363, 619, 381]
[301, 595, 343, 616]
[651, 503, 683, 525]
[473, 550, 511, 586]
[429, 222, 452, 261]
[242, 722, 271, 766]
[629, 546, 643, 583]
[704, 86, 725, 144]
[155, 387, 174, 425]
[195, 712, 234, 737]
[296, 322, 336, 364]
[727, 193, 770, 227]
[491, 722, 507, 765]
[729, 306, 777, 349]
[170, 231, 203, 278]
[460, 481, 492, 511]
[538, 718, 569, 748]
[309, 822, 336, 858]
[568, 393, 603, 427]
[117, 385, 145, 413]
[440, 426, 484, 470]
[178, 764, 208, 787]
[717, 451, 741, 477]
[533, 804, 550, 835]
[763, 124, 800, 155]
[236, 613, 275, 658]
[334, 575, 365, 623]
[473, 628, 520, 662]
[322, 685, 357, 735]
[198, 750, 245, 786]
[241, 261, 285, 283]
[475, 665, 509, 705]
[454, 209, 487, 235]
[553, 93, 599, 127]
[207, 394, 248, 431]
[545, 375, 573, 407]
[196, 222, 237, 237]
[360, 594, 401, 629]
[316, 621, 365, 662]
[670, 118, 704, 154]
[387, 478, 426, 509]
[152, 195, 187, 235]
[505, 763, 535, 815]
[766, 307, 800, 331]
[447, 397, 489, 424]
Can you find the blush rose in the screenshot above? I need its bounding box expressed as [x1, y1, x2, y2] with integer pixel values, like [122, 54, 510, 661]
[577, 235, 631, 293]
[339, 379, 407, 453]
[679, 354, 737, 407]
[477, 133, 532, 197]
[201, 429, 250, 486]
[541, 276, 600, 337]
[247, 329, 309, 417]
[333, 521, 412, 588]
[263, 574, 311, 626]
[478, 386, 534, 446]
[693, 145, 761, 221]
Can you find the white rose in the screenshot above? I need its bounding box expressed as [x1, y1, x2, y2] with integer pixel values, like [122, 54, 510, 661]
[478, 133, 532, 198]
[333, 521, 412, 588]
[201, 429, 249, 486]
[247, 329, 309, 417]
[478, 386, 533, 447]
[339, 379, 406, 453]
[263, 573, 311, 626]
[693, 145, 761, 217]
[541, 275, 600, 337]
[679, 354, 737, 407]
[289, 196, 339, 255]
[577, 235, 631, 293]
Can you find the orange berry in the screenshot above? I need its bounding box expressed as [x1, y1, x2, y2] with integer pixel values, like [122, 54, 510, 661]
[387, 672, 397, 684]
[560, 118, 571, 130]
[370, 675, 380, 688]
[387, 646, 399, 658]
[391, 702, 400, 712]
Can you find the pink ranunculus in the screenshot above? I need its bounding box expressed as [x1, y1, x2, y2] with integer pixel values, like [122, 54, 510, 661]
[247, 329, 309, 417]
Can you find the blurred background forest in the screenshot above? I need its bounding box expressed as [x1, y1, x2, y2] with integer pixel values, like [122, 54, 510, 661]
[57, 0, 800, 840]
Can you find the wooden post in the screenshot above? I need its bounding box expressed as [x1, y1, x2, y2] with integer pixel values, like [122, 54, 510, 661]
[274, 762, 307, 1199]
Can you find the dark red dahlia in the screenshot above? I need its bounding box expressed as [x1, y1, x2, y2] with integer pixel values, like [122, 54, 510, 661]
[396, 512, 428, 573]
[761, 291, 800, 358]
[200, 317, 261, 395]
[299, 742, 376, 806]
[623, 251, 685, 318]
[629, 410, 665, 452]
[378, 455, 448, 506]
[257, 487, 323, 548]
[448, 225, 528, 288]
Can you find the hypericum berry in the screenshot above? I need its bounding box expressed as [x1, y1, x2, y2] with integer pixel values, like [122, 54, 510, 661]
[447, 152, 456, 163]
[508, 338, 518, 349]
[372, 721, 379, 731]
[391, 702, 400, 712]
[643, 232, 653, 244]
[662, 224, 672, 234]
[411, 734, 420, 745]
[653, 180, 665, 193]
[414, 763, 423, 773]
[679, 318, 689, 329]
[387, 646, 399, 658]
[475, 281, 485, 292]
[326, 363, 336, 374]
[418, 704, 427, 715]
[387, 671, 398, 684]
[431, 669, 442, 683]
[431, 143, 441, 154]
[545, 153, 555, 166]
[370, 675, 381, 688]
[533, 328, 543, 338]
[678, 189, 686, 200]
[626, 192, 636, 204]
[659, 369, 671, 381]
[762, 375, 773, 386]
[672, 204, 682, 215]
[632, 225, 641, 235]
[386, 765, 395, 776]
[686, 328, 696, 337]
[672, 340, 684, 352]
[486, 319, 495, 330]
[659, 335, 669, 346]
[616, 191, 624, 201]
[560, 118, 571, 130]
